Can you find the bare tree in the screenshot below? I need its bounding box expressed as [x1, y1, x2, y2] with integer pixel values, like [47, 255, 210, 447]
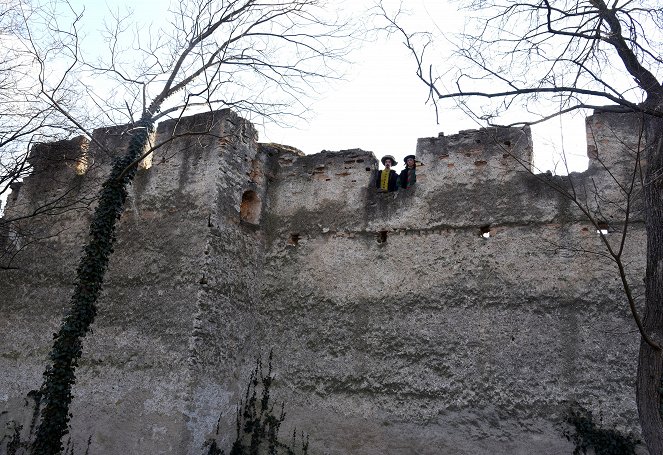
[3, 1, 353, 453]
[0, 0, 76, 202]
[379, 1, 663, 452]
[0, 0, 101, 275]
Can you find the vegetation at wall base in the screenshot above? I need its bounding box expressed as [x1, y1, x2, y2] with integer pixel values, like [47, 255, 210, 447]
[6, 425, 24, 455]
[563, 404, 639, 455]
[205, 352, 309, 455]
[1, 1, 350, 451]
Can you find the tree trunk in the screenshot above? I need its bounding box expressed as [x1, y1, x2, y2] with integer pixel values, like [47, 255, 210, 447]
[637, 108, 663, 455]
[638, 345, 663, 454]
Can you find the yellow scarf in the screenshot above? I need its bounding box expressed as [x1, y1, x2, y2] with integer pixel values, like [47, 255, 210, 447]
[380, 169, 390, 191]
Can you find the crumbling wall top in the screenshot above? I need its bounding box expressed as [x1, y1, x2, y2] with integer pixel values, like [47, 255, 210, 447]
[4, 108, 645, 238]
[28, 135, 89, 173]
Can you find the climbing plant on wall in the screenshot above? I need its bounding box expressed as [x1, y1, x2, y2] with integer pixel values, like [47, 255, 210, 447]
[205, 353, 309, 455]
[16, 0, 352, 452]
[32, 117, 154, 454]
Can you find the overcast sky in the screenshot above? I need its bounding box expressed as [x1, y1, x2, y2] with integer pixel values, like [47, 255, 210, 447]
[0, 0, 593, 213]
[66, 0, 590, 173]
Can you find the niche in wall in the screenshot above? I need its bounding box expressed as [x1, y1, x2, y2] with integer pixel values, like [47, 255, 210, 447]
[240, 190, 261, 225]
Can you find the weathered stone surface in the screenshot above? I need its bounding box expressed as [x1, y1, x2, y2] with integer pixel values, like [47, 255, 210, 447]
[0, 108, 648, 454]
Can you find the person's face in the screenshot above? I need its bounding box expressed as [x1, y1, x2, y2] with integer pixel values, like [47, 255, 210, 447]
[384, 159, 393, 168]
[406, 157, 415, 168]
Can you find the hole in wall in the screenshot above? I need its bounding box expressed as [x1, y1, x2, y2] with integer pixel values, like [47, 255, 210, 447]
[596, 222, 609, 235]
[377, 230, 388, 244]
[138, 152, 152, 170]
[240, 190, 261, 225]
[480, 225, 491, 238]
[503, 140, 511, 147]
[289, 233, 300, 245]
[74, 153, 90, 175]
[365, 167, 371, 171]
[137, 129, 155, 170]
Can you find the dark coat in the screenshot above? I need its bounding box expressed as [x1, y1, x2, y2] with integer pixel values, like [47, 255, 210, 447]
[375, 169, 398, 192]
[399, 167, 416, 189]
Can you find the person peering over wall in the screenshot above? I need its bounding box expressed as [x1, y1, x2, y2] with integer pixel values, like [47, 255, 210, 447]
[399, 154, 416, 189]
[375, 155, 399, 192]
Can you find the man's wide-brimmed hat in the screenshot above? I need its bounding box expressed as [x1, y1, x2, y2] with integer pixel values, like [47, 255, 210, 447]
[381, 155, 396, 165]
[404, 155, 416, 163]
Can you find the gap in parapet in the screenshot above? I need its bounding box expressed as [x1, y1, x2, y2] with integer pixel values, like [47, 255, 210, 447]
[530, 112, 589, 175]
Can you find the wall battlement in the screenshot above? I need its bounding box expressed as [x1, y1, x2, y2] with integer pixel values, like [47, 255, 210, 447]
[0, 108, 647, 455]
[4, 108, 638, 232]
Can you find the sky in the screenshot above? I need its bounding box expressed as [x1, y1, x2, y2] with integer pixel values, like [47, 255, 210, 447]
[40, 0, 590, 174]
[259, 29, 590, 174]
[254, 0, 589, 174]
[0, 0, 596, 216]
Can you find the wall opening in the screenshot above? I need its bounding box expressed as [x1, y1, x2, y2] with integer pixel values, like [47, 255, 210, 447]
[377, 230, 388, 244]
[240, 190, 261, 225]
[138, 152, 153, 170]
[531, 114, 589, 174]
[480, 225, 491, 238]
[289, 233, 300, 246]
[138, 129, 156, 170]
[73, 152, 89, 175]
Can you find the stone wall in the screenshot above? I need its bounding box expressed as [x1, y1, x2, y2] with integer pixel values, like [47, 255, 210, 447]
[0, 109, 647, 454]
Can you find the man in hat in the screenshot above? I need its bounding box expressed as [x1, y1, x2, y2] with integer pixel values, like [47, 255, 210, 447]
[376, 155, 399, 192]
[399, 154, 416, 189]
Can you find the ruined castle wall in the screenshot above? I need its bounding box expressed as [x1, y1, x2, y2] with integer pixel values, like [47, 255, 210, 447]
[0, 110, 266, 453]
[1, 134, 104, 425]
[0, 108, 648, 455]
[258, 114, 645, 454]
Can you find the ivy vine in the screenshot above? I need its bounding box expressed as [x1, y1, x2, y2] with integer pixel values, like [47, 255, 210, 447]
[31, 116, 154, 455]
